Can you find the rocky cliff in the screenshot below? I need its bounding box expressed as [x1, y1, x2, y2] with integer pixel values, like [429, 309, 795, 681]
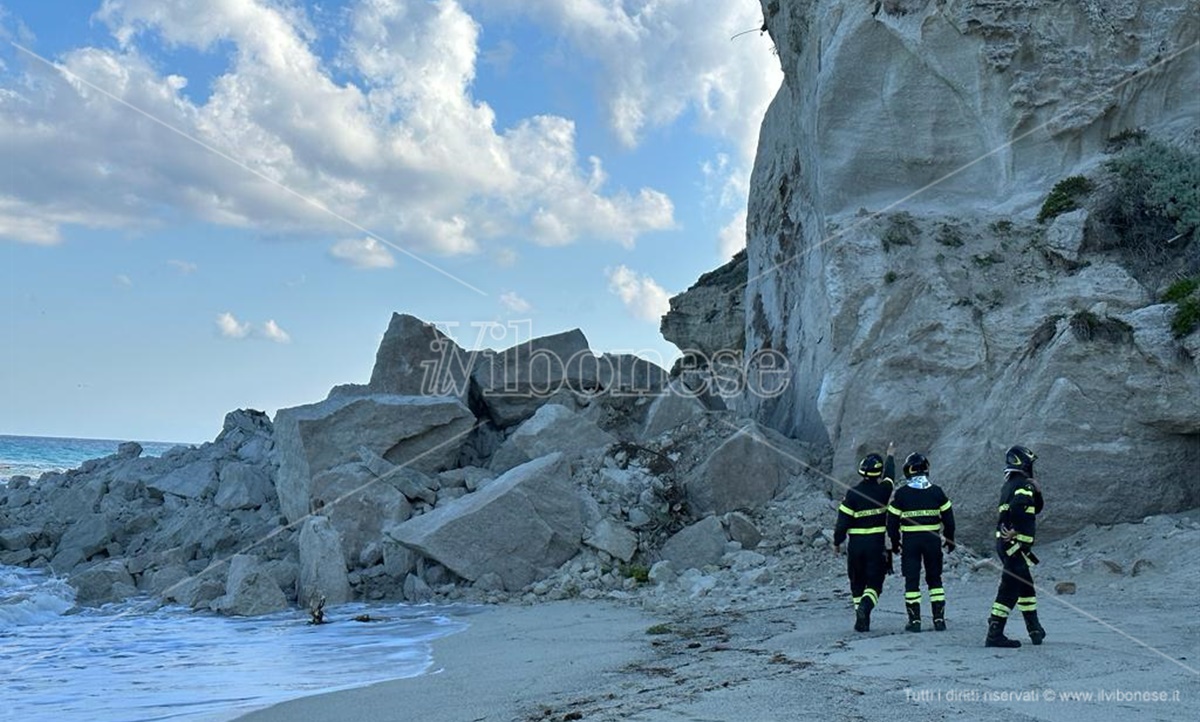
[661, 250, 748, 365]
[732, 0, 1200, 541]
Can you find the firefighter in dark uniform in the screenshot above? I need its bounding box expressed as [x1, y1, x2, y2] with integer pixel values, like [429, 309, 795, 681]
[887, 452, 955, 632]
[833, 442, 896, 632]
[986, 445, 1046, 648]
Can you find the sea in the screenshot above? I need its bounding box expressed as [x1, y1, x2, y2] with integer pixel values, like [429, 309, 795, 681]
[0, 435, 475, 722]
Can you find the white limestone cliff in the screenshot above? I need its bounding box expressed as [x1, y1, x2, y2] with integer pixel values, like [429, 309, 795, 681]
[737, 0, 1200, 540]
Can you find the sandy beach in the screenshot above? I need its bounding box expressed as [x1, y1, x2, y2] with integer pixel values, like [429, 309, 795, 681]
[237, 563, 1198, 722]
[234, 600, 660, 722]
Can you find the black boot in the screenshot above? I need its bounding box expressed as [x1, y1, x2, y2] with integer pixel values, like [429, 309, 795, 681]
[1023, 610, 1045, 645]
[855, 597, 873, 633]
[931, 601, 946, 631]
[985, 615, 1021, 648]
[905, 602, 921, 633]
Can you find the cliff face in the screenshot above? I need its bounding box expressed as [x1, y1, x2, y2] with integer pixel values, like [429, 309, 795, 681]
[660, 250, 747, 365]
[738, 0, 1200, 540]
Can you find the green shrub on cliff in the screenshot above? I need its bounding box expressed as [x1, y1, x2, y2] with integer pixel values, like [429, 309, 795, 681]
[1038, 176, 1094, 223]
[1104, 127, 1147, 153]
[1163, 276, 1200, 303]
[1164, 275, 1200, 338]
[1173, 298, 1200, 338]
[1106, 139, 1200, 242]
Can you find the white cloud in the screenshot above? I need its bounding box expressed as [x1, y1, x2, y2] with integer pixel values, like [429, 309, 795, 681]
[466, 0, 779, 258]
[466, 2, 780, 160]
[0, 0, 680, 254]
[606, 265, 671, 323]
[261, 319, 291, 344]
[0, 199, 60, 244]
[329, 236, 396, 269]
[216, 311, 251, 339]
[217, 311, 290, 342]
[718, 209, 747, 258]
[499, 290, 532, 313]
[115, 273, 133, 287]
[167, 258, 198, 274]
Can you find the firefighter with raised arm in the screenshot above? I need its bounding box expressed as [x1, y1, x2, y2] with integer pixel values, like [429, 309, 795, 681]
[887, 452, 955, 632]
[833, 442, 896, 632]
[986, 445, 1046, 648]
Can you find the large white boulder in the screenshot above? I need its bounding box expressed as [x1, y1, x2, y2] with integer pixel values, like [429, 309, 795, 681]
[309, 463, 413, 569]
[366, 312, 472, 401]
[659, 516, 727, 572]
[69, 559, 136, 606]
[273, 394, 473, 524]
[642, 381, 709, 439]
[212, 554, 289, 617]
[489, 404, 616, 473]
[685, 422, 802, 515]
[388, 454, 583, 591]
[583, 519, 638, 563]
[214, 461, 275, 511]
[298, 516, 351, 608]
[51, 513, 112, 572]
[147, 460, 219, 500]
[471, 329, 598, 428]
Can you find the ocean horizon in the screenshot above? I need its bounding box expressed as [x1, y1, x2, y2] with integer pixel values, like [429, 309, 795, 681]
[0, 434, 195, 484]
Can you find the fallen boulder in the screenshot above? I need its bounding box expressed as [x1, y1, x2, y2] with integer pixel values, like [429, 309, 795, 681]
[583, 519, 638, 563]
[51, 513, 111, 572]
[489, 404, 616, 473]
[367, 313, 472, 402]
[147, 460, 219, 500]
[273, 394, 473, 523]
[310, 463, 413, 569]
[471, 329, 598, 428]
[212, 554, 289, 616]
[388, 453, 583, 591]
[69, 558, 136, 606]
[214, 461, 275, 511]
[642, 380, 709, 439]
[660, 516, 727, 572]
[298, 516, 351, 608]
[686, 422, 801, 515]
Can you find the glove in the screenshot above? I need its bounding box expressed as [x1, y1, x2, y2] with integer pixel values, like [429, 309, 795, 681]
[943, 539, 955, 553]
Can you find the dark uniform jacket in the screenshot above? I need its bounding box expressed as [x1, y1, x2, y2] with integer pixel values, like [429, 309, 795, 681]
[833, 457, 895, 546]
[886, 480, 955, 549]
[996, 471, 1043, 556]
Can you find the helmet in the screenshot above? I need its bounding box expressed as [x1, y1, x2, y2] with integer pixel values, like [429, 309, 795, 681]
[858, 453, 885, 478]
[903, 452, 929, 478]
[1005, 445, 1036, 477]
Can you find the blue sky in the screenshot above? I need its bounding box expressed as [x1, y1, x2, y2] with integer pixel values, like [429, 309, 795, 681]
[0, 0, 780, 443]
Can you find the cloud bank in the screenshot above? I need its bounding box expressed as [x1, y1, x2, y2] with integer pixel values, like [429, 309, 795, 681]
[0, 0, 779, 258]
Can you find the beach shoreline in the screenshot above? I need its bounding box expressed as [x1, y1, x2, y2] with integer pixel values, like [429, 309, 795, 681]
[234, 572, 1198, 722]
[233, 599, 662, 722]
